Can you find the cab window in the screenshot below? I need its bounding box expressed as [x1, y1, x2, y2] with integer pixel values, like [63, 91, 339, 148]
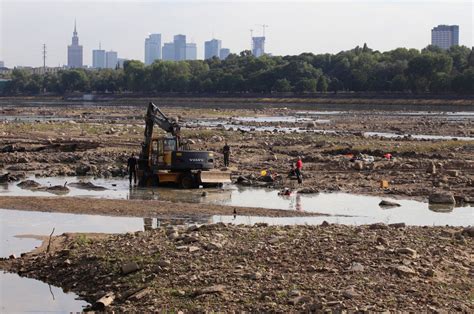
[163, 138, 176, 151]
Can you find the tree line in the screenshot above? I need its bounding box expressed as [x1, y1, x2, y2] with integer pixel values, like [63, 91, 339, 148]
[2, 44, 473, 95]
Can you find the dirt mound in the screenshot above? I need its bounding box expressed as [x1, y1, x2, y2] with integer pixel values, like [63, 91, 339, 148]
[17, 180, 42, 190]
[68, 181, 107, 191]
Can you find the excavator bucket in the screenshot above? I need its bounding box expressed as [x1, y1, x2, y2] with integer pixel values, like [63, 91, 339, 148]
[199, 170, 232, 184]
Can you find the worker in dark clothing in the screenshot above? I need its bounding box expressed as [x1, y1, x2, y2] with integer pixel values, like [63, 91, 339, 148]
[223, 142, 231, 167]
[295, 156, 303, 184]
[127, 153, 138, 185]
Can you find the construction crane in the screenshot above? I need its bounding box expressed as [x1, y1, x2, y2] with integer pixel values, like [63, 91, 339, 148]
[256, 24, 269, 37]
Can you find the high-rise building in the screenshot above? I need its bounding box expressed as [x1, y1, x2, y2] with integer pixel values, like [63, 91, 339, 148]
[204, 39, 221, 59]
[219, 48, 230, 60]
[67, 21, 83, 68]
[0, 61, 4, 68]
[105, 51, 118, 69]
[162, 43, 175, 61]
[431, 25, 459, 49]
[92, 44, 106, 69]
[185, 43, 197, 60]
[117, 58, 128, 69]
[252, 36, 265, 57]
[173, 35, 186, 61]
[145, 34, 162, 65]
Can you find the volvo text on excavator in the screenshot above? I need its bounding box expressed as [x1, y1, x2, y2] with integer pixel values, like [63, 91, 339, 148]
[137, 102, 231, 188]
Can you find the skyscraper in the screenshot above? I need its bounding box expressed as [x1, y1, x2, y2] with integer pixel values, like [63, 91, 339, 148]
[219, 48, 230, 60]
[0, 61, 4, 68]
[145, 34, 162, 65]
[252, 36, 265, 57]
[204, 39, 221, 59]
[431, 25, 459, 49]
[67, 21, 83, 68]
[162, 43, 175, 61]
[92, 44, 106, 69]
[105, 51, 118, 69]
[185, 43, 197, 60]
[173, 35, 186, 61]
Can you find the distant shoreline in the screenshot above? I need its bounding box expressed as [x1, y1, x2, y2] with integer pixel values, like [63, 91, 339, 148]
[0, 93, 473, 110]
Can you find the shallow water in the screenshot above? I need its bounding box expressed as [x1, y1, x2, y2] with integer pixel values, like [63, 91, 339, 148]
[1, 177, 472, 228]
[0, 272, 89, 313]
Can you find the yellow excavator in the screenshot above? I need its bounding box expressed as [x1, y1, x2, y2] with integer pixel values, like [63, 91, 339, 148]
[137, 102, 231, 188]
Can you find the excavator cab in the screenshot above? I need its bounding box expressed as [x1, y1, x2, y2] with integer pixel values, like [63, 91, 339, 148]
[151, 137, 177, 168]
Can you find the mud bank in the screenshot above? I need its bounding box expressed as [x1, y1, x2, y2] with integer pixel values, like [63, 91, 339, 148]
[1, 223, 472, 312]
[0, 196, 322, 218]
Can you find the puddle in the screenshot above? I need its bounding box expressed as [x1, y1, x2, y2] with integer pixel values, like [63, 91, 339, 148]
[0, 208, 211, 258]
[0, 271, 88, 313]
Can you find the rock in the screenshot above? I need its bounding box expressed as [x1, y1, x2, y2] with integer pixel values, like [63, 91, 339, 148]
[246, 272, 262, 280]
[342, 288, 358, 299]
[369, 223, 388, 230]
[17, 180, 42, 190]
[446, 170, 459, 177]
[396, 247, 418, 258]
[348, 262, 364, 272]
[426, 163, 436, 174]
[379, 200, 401, 207]
[392, 265, 416, 276]
[186, 225, 199, 233]
[194, 285, 226, 296]
[157, 260, 171, 267]
[288, 295, 311, 305]
[461, 226, 474, 237]
[298, 187, 319, 194]
[75, 163, 92, 176]
[68, 182, 107, 191]
[205, 242, 223, 250]
[389, 223, 406, 228]
[354, 161, 364, 171]
[45, 185, 69, 195]
[121, 262, 140, 275]
[376, 237, 389, 246]
[9, 254, 16, 259]
[429, 192, 455, 204]
[0, 173, 12, 183]
[188, 246, 200, 253]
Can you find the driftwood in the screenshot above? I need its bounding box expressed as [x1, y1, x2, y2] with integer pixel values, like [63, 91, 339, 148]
[92, 292, 115, 311]
[46, 228, 55, 254]
[128, 287, 151, 301]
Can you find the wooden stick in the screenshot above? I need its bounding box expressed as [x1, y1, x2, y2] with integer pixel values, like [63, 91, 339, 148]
[46, 227, 55, 253]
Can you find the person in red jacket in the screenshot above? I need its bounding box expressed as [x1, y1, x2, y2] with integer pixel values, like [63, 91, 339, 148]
[295, 156, 303, 184]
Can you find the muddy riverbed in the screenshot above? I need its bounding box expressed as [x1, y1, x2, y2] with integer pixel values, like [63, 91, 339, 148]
[1, 100, 473, 312]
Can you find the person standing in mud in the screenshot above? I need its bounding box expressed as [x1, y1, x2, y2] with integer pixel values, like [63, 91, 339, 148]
[223, 142, 231, 167]
[127, 153, 138, 186]
[295, 156, 303, 184]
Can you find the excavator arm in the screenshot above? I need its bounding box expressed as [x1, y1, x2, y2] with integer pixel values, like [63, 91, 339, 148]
[140, 102, 181, 162]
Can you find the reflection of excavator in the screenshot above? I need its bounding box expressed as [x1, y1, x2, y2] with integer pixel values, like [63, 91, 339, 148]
[137, 102, 231, 188]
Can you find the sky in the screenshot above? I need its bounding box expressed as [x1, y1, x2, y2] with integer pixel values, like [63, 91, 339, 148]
[0, 0, 472, 67]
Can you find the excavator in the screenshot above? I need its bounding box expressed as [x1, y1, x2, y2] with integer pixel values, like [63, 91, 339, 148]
[137, 102, 231, 188]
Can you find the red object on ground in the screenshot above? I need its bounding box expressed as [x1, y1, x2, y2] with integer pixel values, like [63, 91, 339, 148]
[384, 153, 392, 160]
[296, 159, 303, 169]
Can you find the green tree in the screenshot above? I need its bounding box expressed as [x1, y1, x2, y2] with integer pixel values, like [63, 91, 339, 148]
[316, 76, 328, 92]
[272, 78, 292, 92]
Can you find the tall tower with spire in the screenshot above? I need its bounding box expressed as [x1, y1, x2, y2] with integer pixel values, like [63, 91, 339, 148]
[67, 20, 83, 68]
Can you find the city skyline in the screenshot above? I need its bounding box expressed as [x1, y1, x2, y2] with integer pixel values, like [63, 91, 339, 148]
[1, 1, 472, 67]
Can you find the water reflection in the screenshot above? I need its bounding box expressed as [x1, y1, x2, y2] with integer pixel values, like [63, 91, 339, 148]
[0, 272, 88, 313]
